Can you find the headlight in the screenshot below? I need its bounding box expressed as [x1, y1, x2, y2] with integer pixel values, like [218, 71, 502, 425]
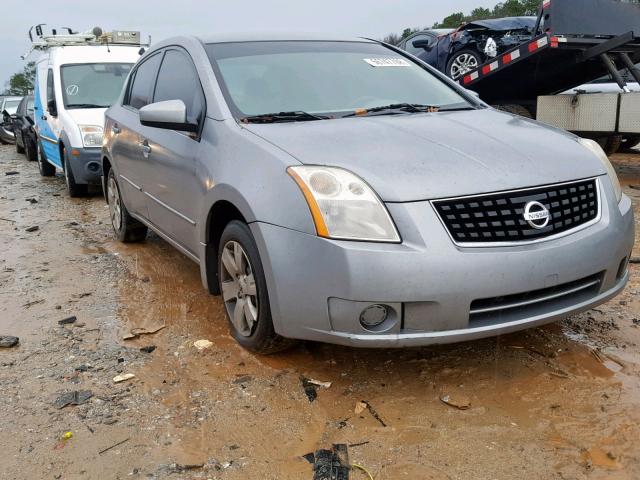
[78, 125, 103, 148]
[287, 166, 400, 242]
[578, 138, 622, 203]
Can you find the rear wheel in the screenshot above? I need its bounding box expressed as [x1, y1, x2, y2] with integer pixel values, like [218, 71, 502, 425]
[37, 141, 56, 177]
[62, 146, 88, 197]
[597, 135, 623, 156]
[25, 137, 37, 162]
[446, 49, 482, 80]
[107, 169, 148, 243]
[218, 220, 295, 354]
[16, 134, 25, 154]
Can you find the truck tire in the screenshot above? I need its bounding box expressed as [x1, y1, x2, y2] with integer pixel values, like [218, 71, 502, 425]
[16, 134, 25, 154]
[620, 135, 640, 152]
[494, 104, 534, 119]
[597, 135, 623, 156]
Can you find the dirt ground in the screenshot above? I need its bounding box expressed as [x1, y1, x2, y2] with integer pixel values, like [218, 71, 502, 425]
[0, 144, 639, 480]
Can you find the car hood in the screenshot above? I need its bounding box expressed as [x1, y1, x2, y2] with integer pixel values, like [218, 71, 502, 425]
[64, 108, 108, 128]
[244, 109, 606, 202]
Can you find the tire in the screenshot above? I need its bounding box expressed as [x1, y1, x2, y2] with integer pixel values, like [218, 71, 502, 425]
[620, 135, 640, 152]
[494, 104, 534, 119]
[62, 146, 88, 197]
[16, 134, 25, 154]
[596, 135, 623, 156]
[37, 141, 56, 177]
[25, 138, 37, 162]
[218, 220, 295, 354]
[446, 49, 482, 80]
[106, 169, 148, 243]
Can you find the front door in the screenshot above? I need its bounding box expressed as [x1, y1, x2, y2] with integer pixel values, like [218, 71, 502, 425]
[142, 48, 206, 257]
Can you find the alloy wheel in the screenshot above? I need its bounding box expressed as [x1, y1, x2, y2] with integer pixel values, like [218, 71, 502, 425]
[220, 240, 258, 337]
[450, 53, 479, 80]
[107, 176, 122, 232]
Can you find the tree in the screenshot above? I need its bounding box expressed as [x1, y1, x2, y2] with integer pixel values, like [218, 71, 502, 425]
[470, 7, 493, 19]
[439, 12, 466, 28]
[5, 62, 36, 96]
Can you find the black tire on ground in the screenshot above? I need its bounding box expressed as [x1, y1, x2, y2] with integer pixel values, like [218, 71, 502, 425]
[493, 104, 534, 119]
[16, 134, 25, 154]
[597, 135, 623, 156]
[62, 146, 88, 197]
[25, 138, 37, 162]
[37, 141, 56, 177]
[218, 220, 296, 354]
[106, 169, 148, 243]
[620, 135, 640, 152]
[446, 49, 483, 80]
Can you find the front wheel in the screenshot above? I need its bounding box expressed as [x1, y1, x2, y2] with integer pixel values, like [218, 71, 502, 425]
[218, 220, 295, 354]
[62, 146, 88, 197]
[25, 138, 37, 162]
[106, 169, 148, 243]
[446, 49, 482, 80]
[37, 141, 56, 177]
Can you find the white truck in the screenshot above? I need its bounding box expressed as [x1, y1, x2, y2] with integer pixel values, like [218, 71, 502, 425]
[29, 26, 144, 196]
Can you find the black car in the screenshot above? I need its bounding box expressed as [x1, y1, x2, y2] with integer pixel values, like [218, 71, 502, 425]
[11, 96, 38, 161]
[399, 17, 537, 80]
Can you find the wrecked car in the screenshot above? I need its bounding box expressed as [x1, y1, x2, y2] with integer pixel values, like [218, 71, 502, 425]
[400, 17, 537, 80]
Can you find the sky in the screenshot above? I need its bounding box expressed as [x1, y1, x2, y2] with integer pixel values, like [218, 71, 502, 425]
[1, 0, 484, 87]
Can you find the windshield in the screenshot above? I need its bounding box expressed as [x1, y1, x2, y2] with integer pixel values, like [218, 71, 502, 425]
[4, 100, 20, 114]
[60, 63, 132, 109]
[205, 41, 472, 119]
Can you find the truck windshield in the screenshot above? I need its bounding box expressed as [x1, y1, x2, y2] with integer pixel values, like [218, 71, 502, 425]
[60, 63, 132, 109]
[205, 41, 473, 120]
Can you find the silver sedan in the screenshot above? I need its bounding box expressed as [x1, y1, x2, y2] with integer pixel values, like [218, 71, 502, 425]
[102, 34, 634, 353]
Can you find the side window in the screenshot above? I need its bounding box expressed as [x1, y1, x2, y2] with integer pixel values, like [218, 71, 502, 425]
[46, 69, 56, 111]
[153, 49, 205, 125]
[126, 53, 162, 109]
[405, 35, 435, 56]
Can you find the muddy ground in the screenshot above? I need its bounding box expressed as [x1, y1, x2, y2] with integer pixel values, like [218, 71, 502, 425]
[0, 144, 639, 480]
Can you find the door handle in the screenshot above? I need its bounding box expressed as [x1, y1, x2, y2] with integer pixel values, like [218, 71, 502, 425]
[141, 141, 152, 158]
[41, 115, 47, 120]
[112, 124, 121, 134]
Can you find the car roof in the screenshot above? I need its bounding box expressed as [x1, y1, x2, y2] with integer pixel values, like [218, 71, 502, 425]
[195, 32, 376, 44]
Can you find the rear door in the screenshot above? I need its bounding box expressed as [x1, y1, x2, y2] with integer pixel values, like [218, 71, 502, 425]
[37, 67, 63, 166]
[110, 52, 162, 218]
[142, 48, 206, 257]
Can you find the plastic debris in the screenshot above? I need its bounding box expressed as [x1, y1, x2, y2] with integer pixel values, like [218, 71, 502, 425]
[306, 378, 332, 389]
[123, 324, 165, 340]
[53, 390, 93, 409]
[62, 431, 73, 440]
[440, 393, 471, 410]
[25, 226, 39, 232]
[307, 444, 350, 480]
[0, 336, 19, 348]
[193, 339, 214, 351]
[58, 316, 77, 325]
[354, 400, 387, 427]
[113, 373, 135, 383]
[139, 345, 156, 353]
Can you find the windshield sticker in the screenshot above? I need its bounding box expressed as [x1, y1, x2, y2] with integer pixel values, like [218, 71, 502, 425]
[66, 85, 80, 96]
[363, 58, 412, 67]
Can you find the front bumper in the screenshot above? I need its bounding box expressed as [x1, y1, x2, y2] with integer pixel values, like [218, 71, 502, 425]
[0, 126, 15, 143]
[67, 147, 103, 184]
[250, 176, 634, 347]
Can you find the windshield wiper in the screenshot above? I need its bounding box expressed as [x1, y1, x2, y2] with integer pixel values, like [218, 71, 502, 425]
[240, 111, 330, 123]
[66, 103, 110, 109]
[342, 103, 441, 118]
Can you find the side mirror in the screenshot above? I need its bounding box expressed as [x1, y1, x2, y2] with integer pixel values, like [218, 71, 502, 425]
[139, 100, 197, 132]
[412, 39, 432, 50]
[47, 99, 57, 117]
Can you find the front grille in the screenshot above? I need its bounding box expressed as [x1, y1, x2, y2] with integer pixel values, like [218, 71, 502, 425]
[433, 179, 599, 244]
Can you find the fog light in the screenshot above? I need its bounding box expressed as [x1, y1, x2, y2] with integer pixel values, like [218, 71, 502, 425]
[359, 304, 389, 328]
[87, 162, 101, 172]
